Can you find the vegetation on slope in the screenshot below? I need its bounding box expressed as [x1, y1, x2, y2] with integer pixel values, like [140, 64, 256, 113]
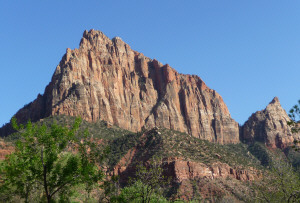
[1, 115, 300, 202]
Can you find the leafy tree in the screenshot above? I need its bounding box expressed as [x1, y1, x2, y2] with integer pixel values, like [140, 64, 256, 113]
[254, 160, 300, 202]
[288, 100, 300, 151]
[288, 100, 300, 134]
[98, 175, 121, 202]
[134, 161, 169, 200]
[104, 160, 170, 203]
[116, 180, 168, 203]
[0, 117, 104, 203]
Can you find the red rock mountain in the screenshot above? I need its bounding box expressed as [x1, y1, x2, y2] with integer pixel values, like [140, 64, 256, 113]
[242, 97, 299, 148]
[13, 29, 239, 144]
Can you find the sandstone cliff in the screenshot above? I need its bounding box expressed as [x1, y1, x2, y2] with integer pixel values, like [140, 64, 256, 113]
[112, 157, 260, 201]
[242, 97, 299, 148]
[11, 29, 239, 144]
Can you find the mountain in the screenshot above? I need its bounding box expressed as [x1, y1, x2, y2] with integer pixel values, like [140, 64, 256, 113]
[1, 29, 297, 149]
[8, 29, 240, 144]
[1, 29, 299, 201]
[242, 97, 300, 148]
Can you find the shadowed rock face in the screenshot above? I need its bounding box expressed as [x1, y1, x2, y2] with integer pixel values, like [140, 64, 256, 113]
[11, 29, 239, 144]
[242, 97, 299, 148]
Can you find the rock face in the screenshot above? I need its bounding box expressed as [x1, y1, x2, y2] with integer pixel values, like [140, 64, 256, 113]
[112, 154, 260, 201]
[167, 158, 259, 182]
[168, 159, 260, 201]
[11, 29, 239, 144]
[242, 97, 299, 148]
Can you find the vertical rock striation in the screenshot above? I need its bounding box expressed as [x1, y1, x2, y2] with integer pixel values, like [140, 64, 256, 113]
[10, 29, 239, 144]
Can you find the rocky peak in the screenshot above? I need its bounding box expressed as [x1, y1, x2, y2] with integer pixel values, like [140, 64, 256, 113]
[6, 29, 240, 144]
[265, 96, 282, 112]
[242, 97, 299, 148]
[269, 96, 279, 104]
[263, 97, 283, 117]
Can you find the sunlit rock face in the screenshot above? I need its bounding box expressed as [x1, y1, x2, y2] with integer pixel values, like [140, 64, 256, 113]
[242, 97, 299, 148]
[13, 29, 239, 144]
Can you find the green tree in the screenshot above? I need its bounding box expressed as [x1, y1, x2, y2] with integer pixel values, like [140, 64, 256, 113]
[98, 175, 121, 202]
[111, 161, 170, 203]
[116, 180, 168, 203]
[254, 160, 300, 202]
[0, 117, 104, 203]
[288, 100, 300, 151]
[288, 100, 300, 134]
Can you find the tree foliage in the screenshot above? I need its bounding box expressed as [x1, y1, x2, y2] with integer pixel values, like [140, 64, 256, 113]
[0, 117, 104, 203]
[254, 160, 300, 203]
[132, 161, 170, 200]
[288, 100, 300, 134]
[101, 160, 170, 203]
[116, 180, 168, 203]
[288, 100, 300, 151]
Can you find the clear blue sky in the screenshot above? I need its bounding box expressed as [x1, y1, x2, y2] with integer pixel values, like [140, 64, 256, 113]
[1, 1, 299, 126]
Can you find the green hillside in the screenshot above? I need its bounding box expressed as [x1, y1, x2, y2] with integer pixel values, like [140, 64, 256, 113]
[1, 115, 300, 202]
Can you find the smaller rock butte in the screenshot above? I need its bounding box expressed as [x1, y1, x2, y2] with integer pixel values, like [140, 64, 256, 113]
[12, 29, 240, 144]
[242, 97, 300, 148]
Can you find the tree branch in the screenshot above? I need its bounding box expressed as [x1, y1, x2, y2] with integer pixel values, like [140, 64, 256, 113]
[41, 147, 50, 201]
[50, 175, 80, 197]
